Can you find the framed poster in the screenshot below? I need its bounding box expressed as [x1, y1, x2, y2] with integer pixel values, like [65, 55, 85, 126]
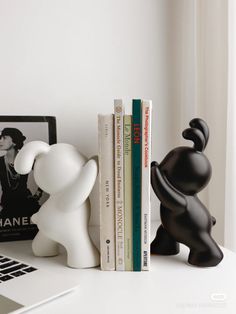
[0, 116, 57, 242]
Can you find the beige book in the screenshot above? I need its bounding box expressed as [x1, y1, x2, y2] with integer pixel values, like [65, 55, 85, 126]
[98, 114, 115, 271]
[114, 99, 125, 271]
[124, 115, 133, 271]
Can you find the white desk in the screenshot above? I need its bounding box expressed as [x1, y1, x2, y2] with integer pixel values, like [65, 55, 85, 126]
[0, 225, 236, 314]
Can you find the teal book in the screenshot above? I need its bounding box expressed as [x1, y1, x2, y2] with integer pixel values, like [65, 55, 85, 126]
[132, 99, 142, 271]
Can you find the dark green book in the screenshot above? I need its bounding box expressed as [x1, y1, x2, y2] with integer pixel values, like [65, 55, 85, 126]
[132, 99, 142, 271]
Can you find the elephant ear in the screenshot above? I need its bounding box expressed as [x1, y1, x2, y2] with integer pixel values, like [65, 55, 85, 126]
[189, 118, 209, 148]
[14, 141, 50, 175]
[182, 128, 206, 152]
[57, 157, 98, 211]
[182, 118, 209, 152]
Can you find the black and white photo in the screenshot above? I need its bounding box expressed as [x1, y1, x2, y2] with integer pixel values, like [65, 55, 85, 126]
[0, 116, 56, 242]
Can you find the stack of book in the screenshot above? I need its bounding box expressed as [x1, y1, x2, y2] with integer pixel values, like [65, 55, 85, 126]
[98, 99, 152, 271]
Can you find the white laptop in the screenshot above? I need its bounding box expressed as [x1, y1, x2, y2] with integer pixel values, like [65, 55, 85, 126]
[0, 254, 78, 314]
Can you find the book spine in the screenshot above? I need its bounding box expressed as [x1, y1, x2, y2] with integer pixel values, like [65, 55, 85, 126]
[98, 114, 115, 271]
[114, 99, 125, 271]
[124, 115, 133, 271]
[141, 100, 152, 271]
[132, 99, 142, 271]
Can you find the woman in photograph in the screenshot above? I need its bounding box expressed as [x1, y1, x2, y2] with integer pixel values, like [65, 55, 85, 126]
[0, 128, 42, 218]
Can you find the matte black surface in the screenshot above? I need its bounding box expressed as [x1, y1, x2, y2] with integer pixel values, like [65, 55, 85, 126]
[151, 118, 223, 267]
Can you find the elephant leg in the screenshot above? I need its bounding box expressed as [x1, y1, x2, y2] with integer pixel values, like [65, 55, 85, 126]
[32, 231, 59, 257]
[151, 224, 180, 255]
[63, 233, 100, 269]
[188, 233, 223, 267]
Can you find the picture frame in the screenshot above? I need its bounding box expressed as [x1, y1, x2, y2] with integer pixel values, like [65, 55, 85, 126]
[0, 116, 57, 242]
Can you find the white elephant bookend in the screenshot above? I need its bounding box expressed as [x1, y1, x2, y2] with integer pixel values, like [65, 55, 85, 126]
[14, 141, 100, 269]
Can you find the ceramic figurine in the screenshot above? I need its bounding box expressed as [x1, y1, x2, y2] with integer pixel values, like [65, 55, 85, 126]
[151, 118, 223, 267]
[14, 141, 100, 269]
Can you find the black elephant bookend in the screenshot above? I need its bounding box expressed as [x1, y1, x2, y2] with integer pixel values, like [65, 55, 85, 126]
[151, 118, 224, 267]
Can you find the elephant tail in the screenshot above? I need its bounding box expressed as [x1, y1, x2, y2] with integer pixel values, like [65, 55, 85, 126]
[212, 216, 216, 226]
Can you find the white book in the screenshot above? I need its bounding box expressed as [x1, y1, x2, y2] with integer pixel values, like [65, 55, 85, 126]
[114, 99, 125, 271]
[98, 114, 115, 271]
[141, 100, 152, 271]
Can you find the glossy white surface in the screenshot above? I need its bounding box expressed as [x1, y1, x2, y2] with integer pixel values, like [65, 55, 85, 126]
[0, 224, 235, 314]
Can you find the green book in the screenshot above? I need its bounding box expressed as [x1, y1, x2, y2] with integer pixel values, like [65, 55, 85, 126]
[132, 99, 142, 271]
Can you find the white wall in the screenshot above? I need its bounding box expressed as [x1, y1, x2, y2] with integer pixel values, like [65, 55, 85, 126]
[162, 0, 227, 244]
[0, 0, 172, 225]
[0, 0, 227, 245]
